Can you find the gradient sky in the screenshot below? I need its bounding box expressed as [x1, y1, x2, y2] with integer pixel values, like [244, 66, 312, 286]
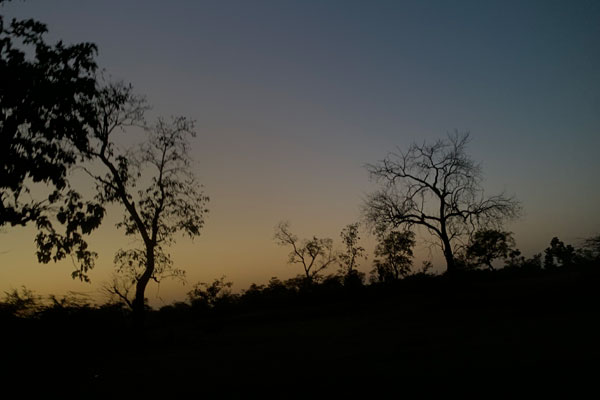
[2, 0, 599, 306]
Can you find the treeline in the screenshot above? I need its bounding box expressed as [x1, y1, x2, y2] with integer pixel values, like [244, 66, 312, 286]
[2, 234, 598, 324]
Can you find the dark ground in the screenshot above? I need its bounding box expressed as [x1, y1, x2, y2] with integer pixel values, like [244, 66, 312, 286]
[3, 268, 599, 397]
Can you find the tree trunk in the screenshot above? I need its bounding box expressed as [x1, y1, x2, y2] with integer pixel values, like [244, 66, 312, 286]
[440, 216, 456, 274]
[441, 232, 456, 274]
[132, 245, 155, 331]
[304, 266, 314, 286]
[131, 288, 146, 331]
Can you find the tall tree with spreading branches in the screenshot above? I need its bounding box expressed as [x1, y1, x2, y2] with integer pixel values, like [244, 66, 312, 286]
[82, 83, 209, 326]
[364, 132, 520, 273]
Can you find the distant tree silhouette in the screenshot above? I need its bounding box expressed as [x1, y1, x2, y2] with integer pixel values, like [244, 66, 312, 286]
[504, 248, 524, 269]
[238, 276, 301, 308]
[1, 3, 103, 277]
[102, 273, 135, 309]
[576, 235, 600, 263]
[77, 83, 209, 327]
[274, 221, 336, 285]
[544, 237, 576, 269]
[338, 223, 366, 286]
[522, 253, 543, 271]
[371, 230, 415, 282]
[1, 286, 41, 318]
[466, 229, 516, 270]
[584, 235, 600, 253]
[418, 260, 434, 275]
[364, 132, 521, 274]
[580, 234, 600, 262]
[188, 276, 235, 311]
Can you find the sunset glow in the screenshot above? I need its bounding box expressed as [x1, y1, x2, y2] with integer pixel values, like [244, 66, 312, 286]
[1, 0, 599, 306]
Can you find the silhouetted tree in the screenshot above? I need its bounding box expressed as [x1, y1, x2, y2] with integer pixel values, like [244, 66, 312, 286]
[579, 234, 600, 262]
[239, 277, 300, 307]
[371, 230, 415, 282]
[522, 253, 543, 271]
[1, 3, 103, 276]
[466, 229, 516, 270]
[102, 273, 134, 310]
[103, 247, 186, 310]
[1, 286, 41, 318]
[504, 248, 525, 269]
[188, 276, 235, 311]
[80, 83, 209, 327]
[364, 132, 521, 274]
[338, 223, 366, 286]
[544, 237, 576, 269]
[274, 221, 336, 285]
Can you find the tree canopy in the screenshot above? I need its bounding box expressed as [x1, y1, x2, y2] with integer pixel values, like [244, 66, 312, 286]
[1, 4, 106, 278]
[371, 230, 415, 282]
[1, 7, 98, 226]
[466, 229, 516, 270]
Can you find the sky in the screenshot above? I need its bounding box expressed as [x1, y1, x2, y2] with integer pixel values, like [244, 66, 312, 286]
[1, 0, 599, 306]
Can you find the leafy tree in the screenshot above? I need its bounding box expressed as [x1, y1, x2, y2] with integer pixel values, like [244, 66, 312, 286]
[364, 132, 521, 274]
[504, 248, 524, 269]
[239, 277, 293, 307]
[579, 234, 600, 262]
[78, 83, 209, 327]
[188, 276, 235, 310]
[502, 249, 543, 272]
[274, 221, 336, 285]
[371, 230, 416, 283]
[522, 253, 543, 271]
[1, 2, 103, 276]
[466, 229, 516, 270]
[338, 223, 366, 285]
[544, 237, 576, 269]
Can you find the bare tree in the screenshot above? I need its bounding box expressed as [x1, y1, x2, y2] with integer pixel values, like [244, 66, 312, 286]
[364, 132, 520, 274]
[102, 274, 134, 310]
[83, 83, 209, 327]
[274, 221, 336, 284]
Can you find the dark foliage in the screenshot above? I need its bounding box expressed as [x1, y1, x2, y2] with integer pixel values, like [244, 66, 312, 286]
[371, 230, 416, 282]
[466, 229, 516, 270]
[1, 1, 104, 277]
[3, 255, 599, 395]
[544, 236, 577, 269]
